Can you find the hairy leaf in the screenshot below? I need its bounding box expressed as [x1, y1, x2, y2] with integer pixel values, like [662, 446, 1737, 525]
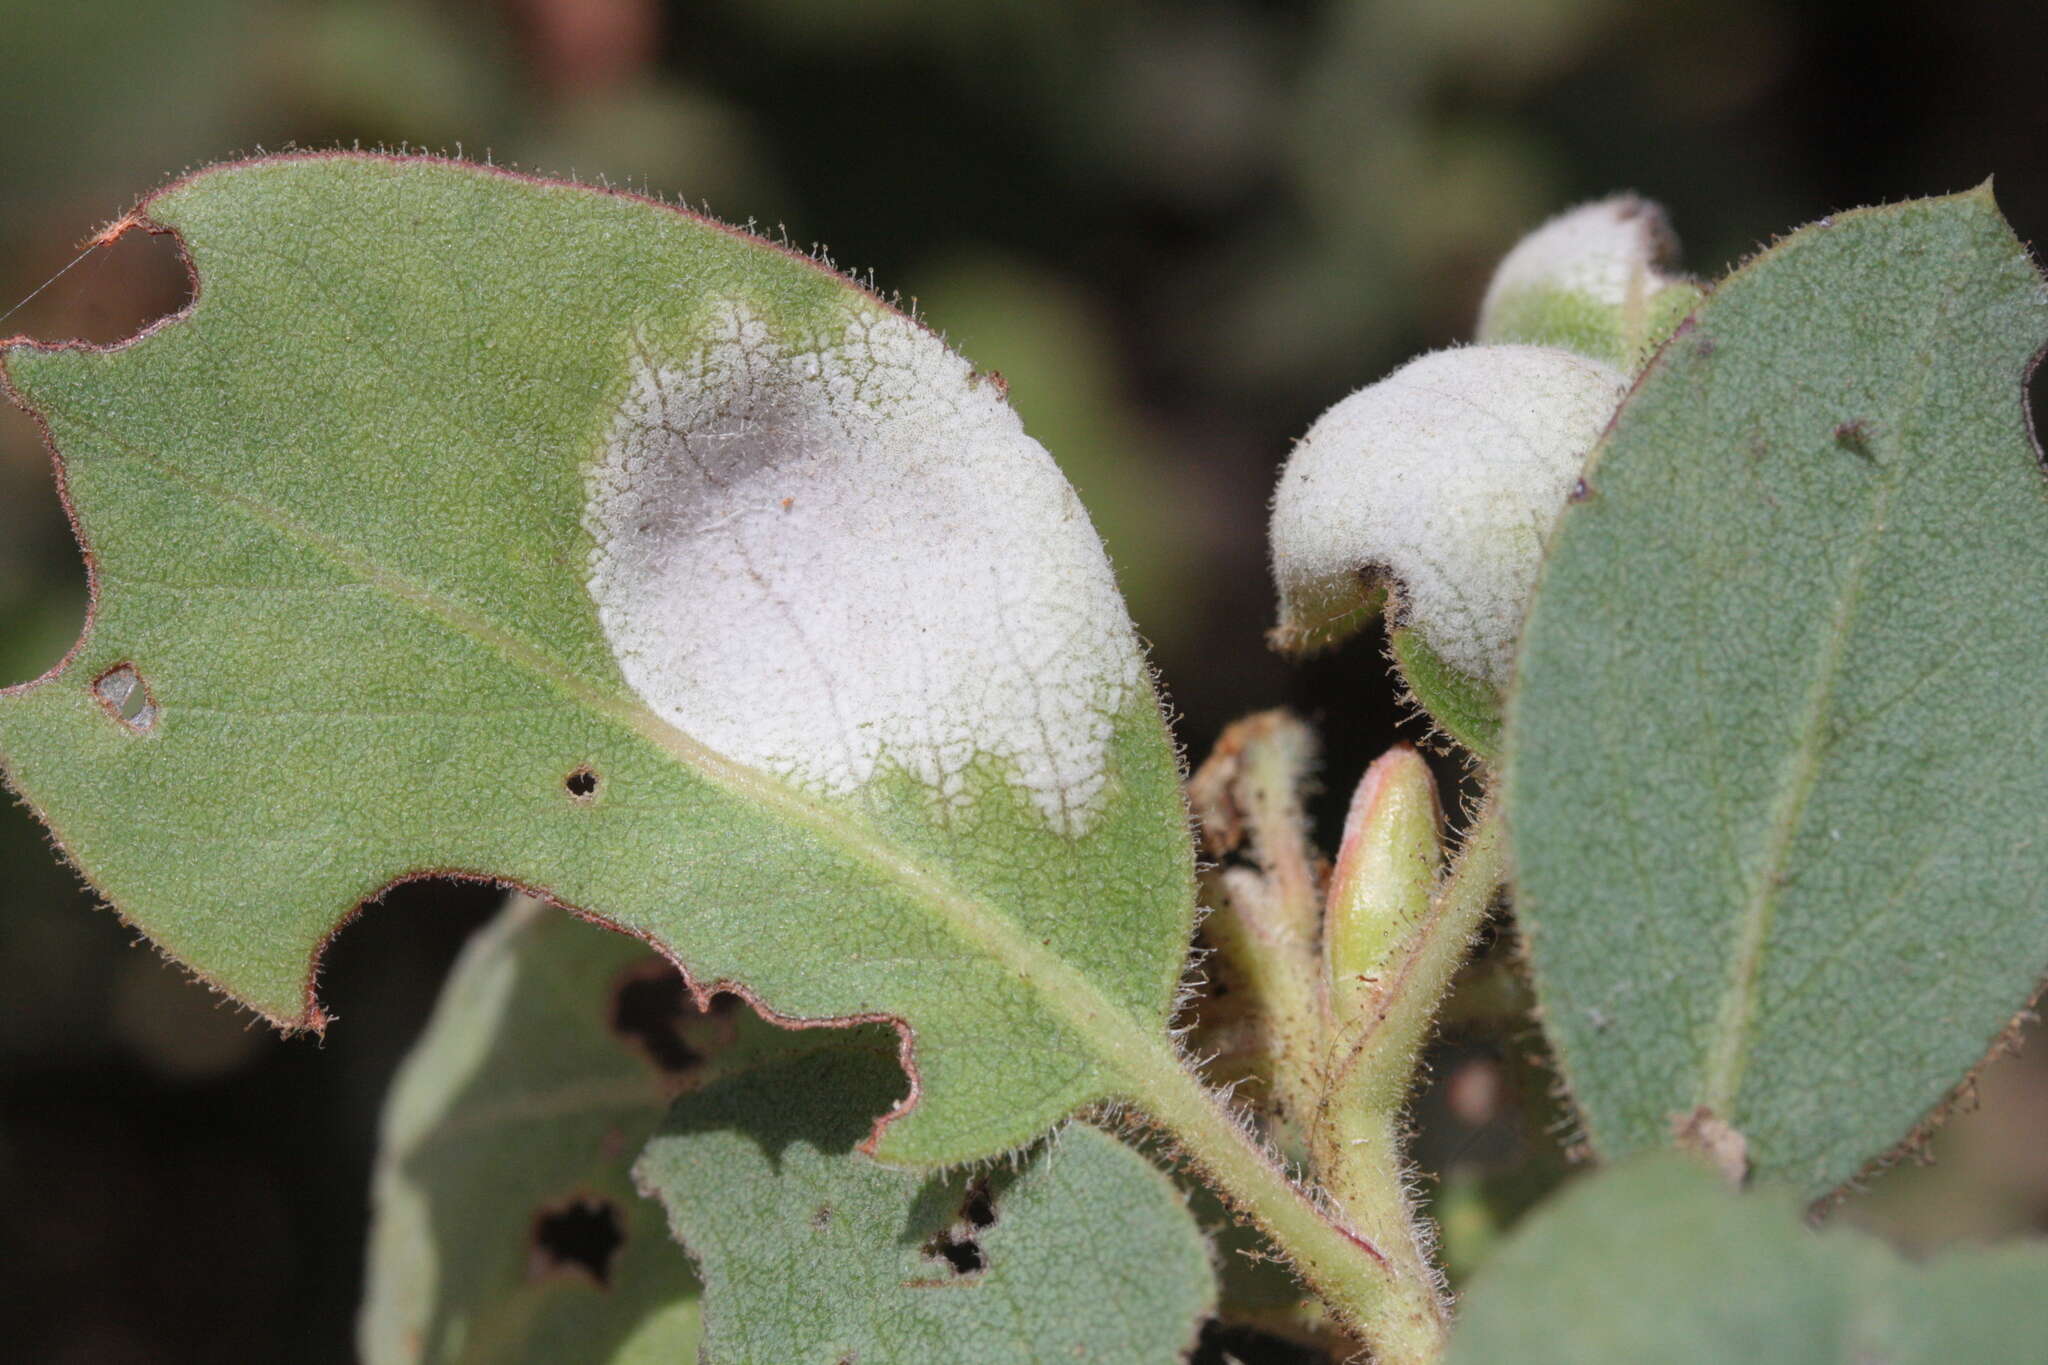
[1475, 195, 1703, 373]
[1506, 189, 2048, 1194]
[634, 1040, 1217, 1364]
[1388, 626, 1501, 758]
[361, 897, 703, 1365]
[1447, 1155, 2048, 1364]
[1269, 344, 1626, 687]
[0, 154, 1196, 1163]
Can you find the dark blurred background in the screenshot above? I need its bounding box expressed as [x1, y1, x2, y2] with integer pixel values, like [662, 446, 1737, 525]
[4, 1, 2047, 1360]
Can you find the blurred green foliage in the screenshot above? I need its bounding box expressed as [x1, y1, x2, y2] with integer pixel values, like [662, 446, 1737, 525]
[3, 1, 2045, 1360]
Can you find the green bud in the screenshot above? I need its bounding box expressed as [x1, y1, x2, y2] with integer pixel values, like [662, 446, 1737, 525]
[1324, 744, 1444, 1016]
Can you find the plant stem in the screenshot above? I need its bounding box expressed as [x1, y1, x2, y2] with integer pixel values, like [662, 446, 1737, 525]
[1314, 795, 1509, 1346]
[1197, 879, 1326, 1158]
[1185, 711, 1328, 1156]
[1122, 796, 1511, 1363]
[1313, 1107, 1448, 1360]
[1113, 1028, 1447, 1363]
[1323, 795, 1509, 1141]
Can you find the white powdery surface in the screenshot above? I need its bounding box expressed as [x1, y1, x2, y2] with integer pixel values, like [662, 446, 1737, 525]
[583, 301, 1142, 835]
[1478, 195, 1684, 329]
[1271, 344, 1628, 685]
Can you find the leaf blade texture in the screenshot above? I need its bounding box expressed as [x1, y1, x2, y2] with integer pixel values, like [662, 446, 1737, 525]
[1505, 189, 2048, 1194]
[633, 1038, 1217, 1364]
[361, 897, 705, 1364]
[1446, 1154, 2048, 1365]
[0, 154, 1196, 1164]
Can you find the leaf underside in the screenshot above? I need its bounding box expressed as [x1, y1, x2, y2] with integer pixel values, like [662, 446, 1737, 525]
[0, 154, 1197, 1164]
[1506, 189, 2048, 1195]
[1389, 625, 1501, 758]
[634, 1037, 1217, 1365]
[1447, 1154, 2048, 1364]
[361, 897, 703, 1365]
[367, 896, 1215, 1365]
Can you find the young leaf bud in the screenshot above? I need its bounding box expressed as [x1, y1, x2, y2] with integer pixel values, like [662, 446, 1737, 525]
[1476, 195, 1705, 371]
[1269, 344, 1628, 709]
[1324, 746, 1444, 1021]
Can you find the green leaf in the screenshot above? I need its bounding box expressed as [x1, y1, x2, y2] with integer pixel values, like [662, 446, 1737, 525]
[1505, 189, 2048, 1194]
[0, 154, 1196, 1164]
[1446, 1154, 2048, 1365]
[1388, 626, 1501, 758]
[633, 1037, 1217, 1364]
[362, 896, 702, 1365]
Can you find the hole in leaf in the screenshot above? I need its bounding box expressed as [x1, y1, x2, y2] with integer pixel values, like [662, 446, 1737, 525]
[609, 962, 702, 1073]
[921, 1177, 995, 1276]
[528, 1195, 624, 1287]
[810, 1203, 833, 1231]
[5, 223, 190, 346]
[565, 765, 599, 799]
[961, 1181, 996, 1229]
[92, 663, 157, 734]
[927, 1234, 985, 1276]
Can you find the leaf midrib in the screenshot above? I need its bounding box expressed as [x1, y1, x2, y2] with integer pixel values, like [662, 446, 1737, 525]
[52, 404, 1165, 1114]
[1696, 280, 1950, 1119]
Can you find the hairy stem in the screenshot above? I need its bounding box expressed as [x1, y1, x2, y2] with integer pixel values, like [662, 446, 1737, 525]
[1323, 795, 1509, 1142]
[1314, 1106, 1447, 1360]
[1127, 795, 1511, 1363]
[1313, 796, 1509, 1346]
[1187, 711, 1330, 1159]
[1114, 1030, 1442, 1362]
[1198, 879, 1326, 1157]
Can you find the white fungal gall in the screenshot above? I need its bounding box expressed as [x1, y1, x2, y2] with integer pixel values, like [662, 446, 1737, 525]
[1477, 196, 1700, 370]
[1482, 195, 1681, 317]
[582, 300, 1143, 836]
[1269, 344, 1628, 686]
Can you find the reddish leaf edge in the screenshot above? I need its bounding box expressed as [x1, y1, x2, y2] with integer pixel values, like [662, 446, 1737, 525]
[0, 148, 1014, 1160]
[1501, 181, 2048, 1207]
